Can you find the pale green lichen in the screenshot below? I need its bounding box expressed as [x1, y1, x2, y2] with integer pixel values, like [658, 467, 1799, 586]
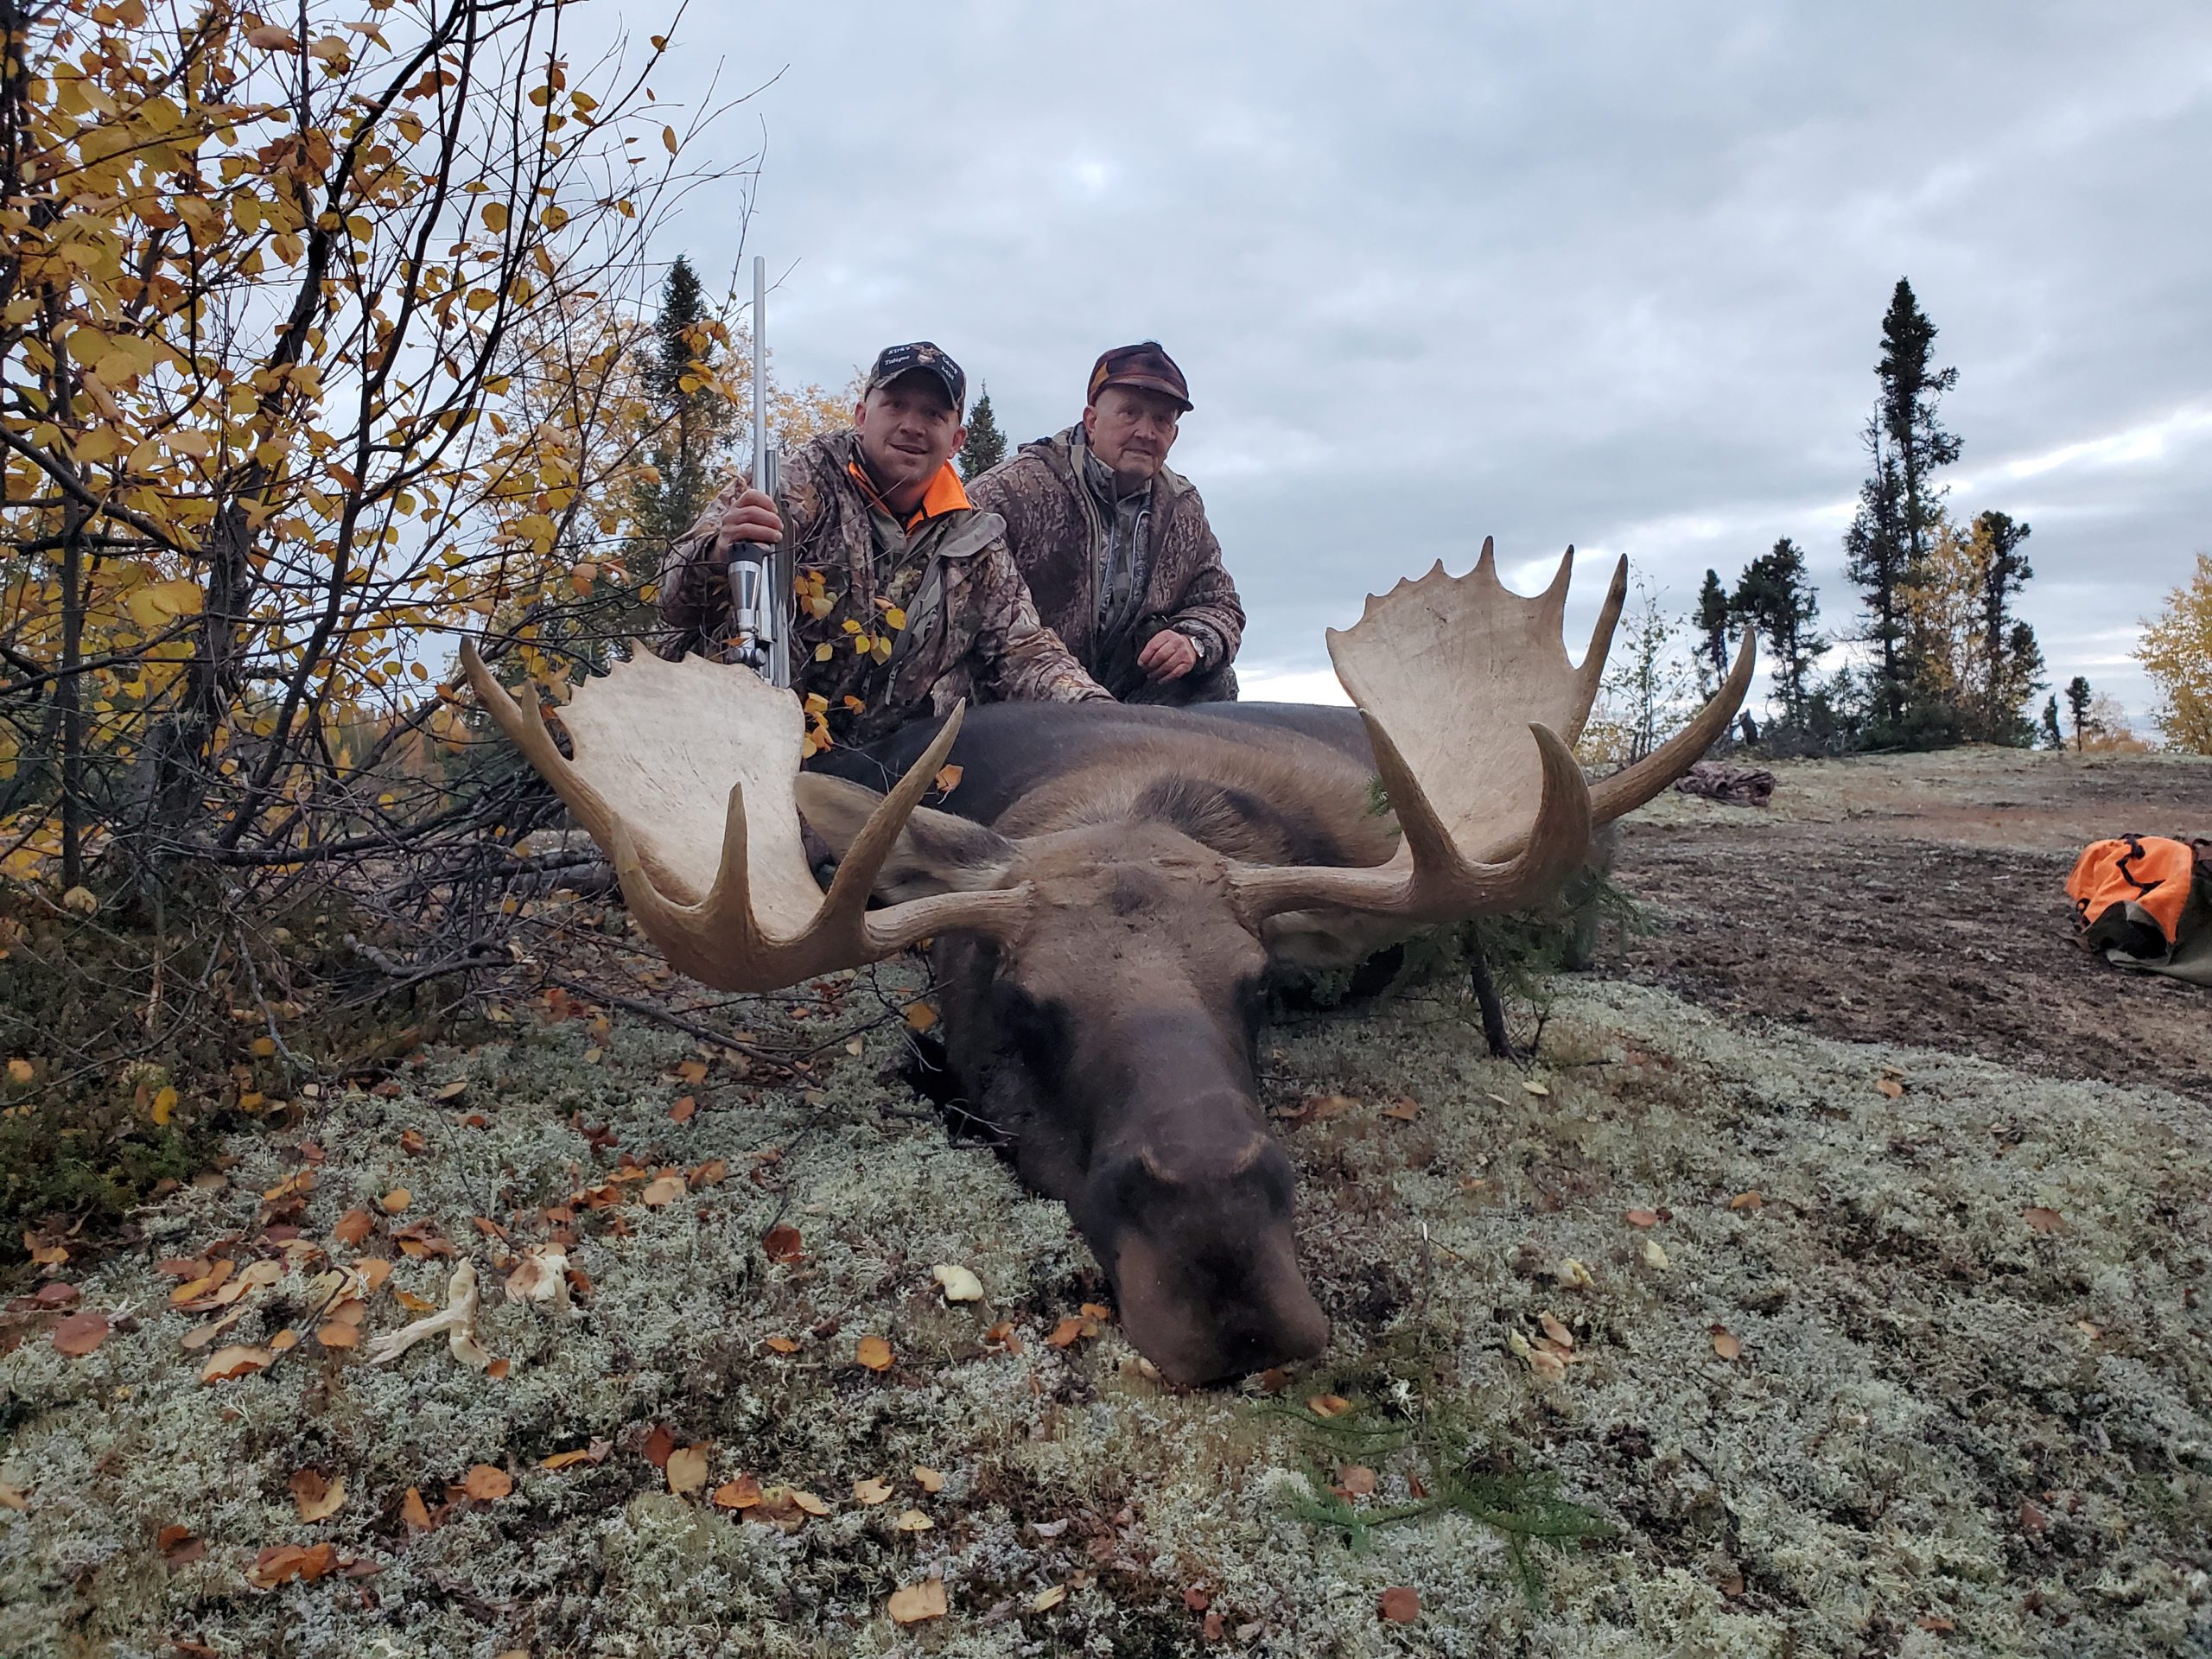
[3, 964, 2208, 1656]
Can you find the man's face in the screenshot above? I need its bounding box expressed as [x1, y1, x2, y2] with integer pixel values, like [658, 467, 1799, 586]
[1083, 385, 1182, 483]
[853, 375, 965, 500]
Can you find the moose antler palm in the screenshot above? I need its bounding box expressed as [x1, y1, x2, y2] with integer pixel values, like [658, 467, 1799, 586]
[462, 546, 1752, 989]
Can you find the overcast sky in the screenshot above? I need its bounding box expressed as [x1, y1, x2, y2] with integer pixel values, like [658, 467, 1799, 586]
[619, 3, 2210, 725]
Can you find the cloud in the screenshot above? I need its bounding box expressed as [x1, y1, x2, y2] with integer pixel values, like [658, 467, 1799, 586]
[607, 1, 2212, 727]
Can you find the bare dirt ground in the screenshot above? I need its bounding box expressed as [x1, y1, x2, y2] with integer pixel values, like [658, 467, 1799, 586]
[1611, 748, 2212, 1099]
[2, 747, 2207, 1658]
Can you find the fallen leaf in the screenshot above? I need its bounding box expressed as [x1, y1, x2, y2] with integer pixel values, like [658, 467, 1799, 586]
[330, 1209, 375, 1247]
[503, 1244, 573, 1315]
[33, 1281, 79, 1308]
[1919, 1615, 1956, 1632]
[1876, 1077, 1904, 1098]
[1379, 1586, 1421, 1623]
[912, 1465, 945, 1493]
[1382, 1096, 1420, 1122]
[676, 1058, 709, 1084]
[461, 1465, 512, 1502]
[169, 1259, 235, 1306]
[156, 1522, 203, 1563]
[0, 1484, 27, 1512]
[2018, 1497, 2049, 1534]
[666, 1445, 709, 1496]
[761, 1224, 803, 1263]
[1729, 1191, 1764, 1211]
[689, 1158, 728, 1188]
[1641, 1238, 1670, 1270]
[249, 1541, 337, 1586]
[933, 763, 963, 794]
[765, 1335, 800, 1354]
[1557, 1256, 1596, 1290]
[200, 1344, 272, 1382]
[1031, 1583, 1067, 1612]
[853, 1476, 893, 1505]
[1079, 1301, 1113, 1322]
[434, 1080, 468, 1102]
[887, 1580, 947, 1624]
[289, 1469, 346, 1522]
[2023, 1206, 2065, 1234]
[1712, 1326, 1743, 1362]
[1306, 1394, 1351, 1419]
[643, 1423, 676, 1468]
[397, 1128, 427, 1156]
[792, 1489, 831, 1516]
[711, 1474, 763, 1510]
[380, 1188, 410, 1214]
[393, 1289, 436, 1313]
[1047, 1316, 1087, 1348]
[540, 1440, 612, 1471]
[903, 1001, 938, 1033]
[1523, 1080, 1550, 1098]
[52, 1311, 110, 1357]
[1528, 1347, 1567, 1382]
[856, 1335, 893, 1372]
[1540, 1313, 1576, 1350]
[315, 1322, 359, 1350]
[1623, 1208, 1659, 1228]
[1184, 1586, 1211, 1612]
[1338, 1465, 1376, 1496]
[640, 1175, 685, 1206]
[931, 1263, 984, 1303]
[267, 1328, 298, 1351]
[400, 1486, 433, 1530]
[668, 1096, 696, 1124]
[893, 1507, 934, 1531]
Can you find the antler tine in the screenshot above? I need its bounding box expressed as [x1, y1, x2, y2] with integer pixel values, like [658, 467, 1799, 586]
[1576, 556, 1630, 709]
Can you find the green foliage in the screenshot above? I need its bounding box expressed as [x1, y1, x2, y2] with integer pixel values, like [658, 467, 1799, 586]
[2065, 675, 2094, 751]
[958, 385, 1008, 478]
[629, 253, 735, 554]
[1270, 1392, 1617, 1610]
[1731, 537, 1827, 730]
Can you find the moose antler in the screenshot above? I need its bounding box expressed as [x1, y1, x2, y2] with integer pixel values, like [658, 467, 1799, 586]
[460, 644, 1030, 991]
[1230, 541, 1753, 925]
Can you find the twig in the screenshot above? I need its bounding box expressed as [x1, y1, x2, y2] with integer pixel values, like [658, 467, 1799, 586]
[540, 971, 792, 1070]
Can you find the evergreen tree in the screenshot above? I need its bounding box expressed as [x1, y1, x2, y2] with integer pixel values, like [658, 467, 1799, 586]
[958, 385, 1007, 479]
[1731, 538, 1828, 729]
[2064, 675, 2094, 752]
[1966, 510, 2041, 741]
[2037, 694, 2064, 751]
[1693, 569, 1732, 696]
[1847, 279, 1961, 743]
[632, 255, 732, 549]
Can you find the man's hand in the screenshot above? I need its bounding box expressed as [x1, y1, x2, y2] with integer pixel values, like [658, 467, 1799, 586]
[1136, 629, 1199, 683]
[680, 487, 783, 603]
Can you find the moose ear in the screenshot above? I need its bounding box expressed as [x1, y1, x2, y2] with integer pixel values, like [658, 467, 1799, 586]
[794, 775, 1016, 903]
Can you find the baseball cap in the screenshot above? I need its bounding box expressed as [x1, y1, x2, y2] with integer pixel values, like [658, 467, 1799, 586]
[864, 341, 966, 412]
[1086, 341, 1192, 412]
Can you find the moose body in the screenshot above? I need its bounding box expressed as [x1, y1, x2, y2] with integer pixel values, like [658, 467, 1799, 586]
[464, 548, 1751, 1387]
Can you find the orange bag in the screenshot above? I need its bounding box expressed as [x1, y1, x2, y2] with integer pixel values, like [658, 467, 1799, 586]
[2065, 835, 2211, 986]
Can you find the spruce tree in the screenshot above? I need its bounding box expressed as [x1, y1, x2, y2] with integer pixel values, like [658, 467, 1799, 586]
[2038, 696, 2064, 751]
[2064, 675, 2094, 752]
[1847, 279, 1961, 743]
[633, 255, 731, 548]
[1967, 510, 2040, 742]
[1693, 569, 1732, 696]
[958, 385, 1007, 479]
[1732, 538, 1828, 730]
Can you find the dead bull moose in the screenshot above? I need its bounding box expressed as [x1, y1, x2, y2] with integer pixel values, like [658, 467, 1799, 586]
[463, 545, 1752, 1384]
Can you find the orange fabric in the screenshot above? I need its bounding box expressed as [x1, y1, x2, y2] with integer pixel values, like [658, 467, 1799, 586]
[847, 459, 969, 531]
[2065, 835, 2195, 945]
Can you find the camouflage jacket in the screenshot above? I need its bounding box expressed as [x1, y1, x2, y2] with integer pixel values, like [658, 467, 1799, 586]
[967, 427, 1245, 702]
[656, 429, 1109, 748]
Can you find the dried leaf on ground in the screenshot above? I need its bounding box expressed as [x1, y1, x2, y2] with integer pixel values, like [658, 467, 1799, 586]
[765, 1335, 800, 1354]
[668, 1095, 696, 1123]
[156, 1523, 203, 1563]
[856, 1335, 893, 1371]
[1382, 1096, 1420, 1121]
[434, 1080, 468, 1101]
[912, 1465, 945, 1493]
[931, 1263, 983, 1303]
[1877, 1077, 1904, 1098]
[711, 1474, 763, 1510]
[200, 1344, 272, 1382]
[643, 1422, 676, 1468]
[379, 1188, 410, 1213]
[761, 1224, 803, 1263]
[289, 1470, 346, 1522]
[1623, 1208, 1659, 1228]
[1641, 1237, 1670, 1270]
[399, 1487, 433, 1530]
[665, 1445, 709, 1496]
[853, 1477, 893, 1505]
[893, 1508, 933, 1531]
[51, 1311, 110, 1357]
[503, 1244, 573, 1316]
[315, 1322, 359, 1350]
[640, 1174, 685, 1206]
[1306, 1394, 1351, 1418]
[1338, 1465, 1376, 1497]
[791, 1489, 831, 1516]
[332, 1209, 374, 1247]
[2024, 1206, 2066, 1233]
[0, 1484, 27, 1512]
[887, 1580, 947, 1624]
[461, 1465, 512, 1502]
[249, 1542, 338, 1586]
[1729, 1190, 1764, 1211]
[1712, 1326, 1744, 1361]
[1031, 1584, 1067, 1612]
[1379, 1586, 1421, 1623]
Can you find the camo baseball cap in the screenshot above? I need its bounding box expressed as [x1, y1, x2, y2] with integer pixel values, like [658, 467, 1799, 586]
[1086, 341, 1192, 412]
[863, 341, 966, 412]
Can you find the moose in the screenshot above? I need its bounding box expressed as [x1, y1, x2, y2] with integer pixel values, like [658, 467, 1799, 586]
[463, 545, 1751, 1383]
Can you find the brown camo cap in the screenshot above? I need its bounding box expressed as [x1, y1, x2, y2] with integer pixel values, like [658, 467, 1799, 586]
[1086, 341, 1192, 413]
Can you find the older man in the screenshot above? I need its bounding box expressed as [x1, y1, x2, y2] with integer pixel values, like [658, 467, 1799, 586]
[658, 342, 1109, 753]
[968, 342, 1244, 704]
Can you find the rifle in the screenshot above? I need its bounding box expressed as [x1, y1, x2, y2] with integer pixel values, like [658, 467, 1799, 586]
[725, 254, 790, 686]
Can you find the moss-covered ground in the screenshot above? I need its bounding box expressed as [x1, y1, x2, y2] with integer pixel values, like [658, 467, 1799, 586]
[3, 749, 2208, 1656]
